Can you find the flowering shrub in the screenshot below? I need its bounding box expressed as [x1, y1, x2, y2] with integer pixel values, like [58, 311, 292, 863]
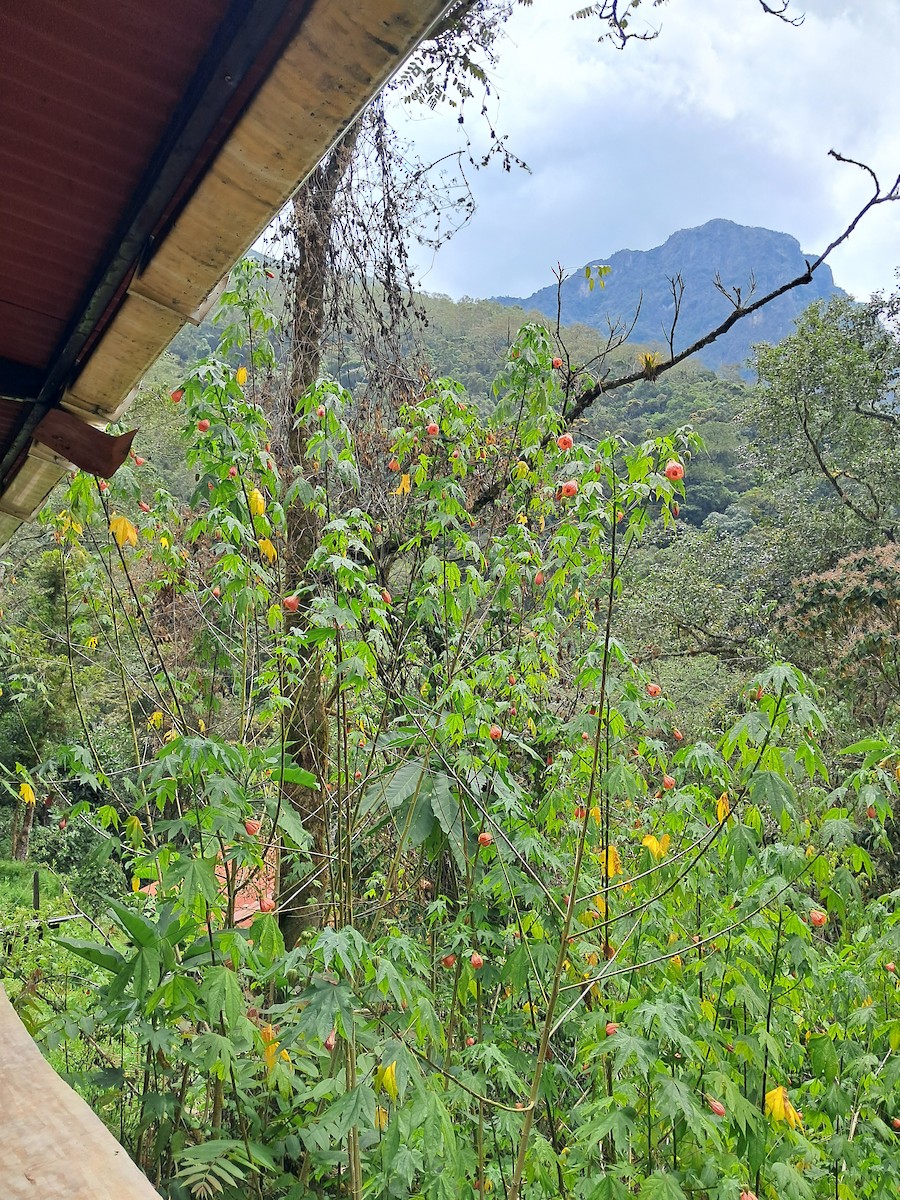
[3, 265, 899, 1200]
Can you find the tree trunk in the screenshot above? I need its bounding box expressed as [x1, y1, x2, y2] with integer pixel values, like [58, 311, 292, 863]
[274, 128, 358, 948]
[11, 800, 34, 861]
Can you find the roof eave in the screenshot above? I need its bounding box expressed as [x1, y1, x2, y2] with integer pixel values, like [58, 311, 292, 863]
[0, 0, 452, 547]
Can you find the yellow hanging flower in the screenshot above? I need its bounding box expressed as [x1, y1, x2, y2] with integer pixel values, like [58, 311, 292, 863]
[261, 1024, 279, 1075]
[765, 1085, 802, 1128]
[642, 833, 671, 861]
[375, 1060, 398, 1102]
[163, 729, 178, 743]
[374, 1105, 390, 1131]
[85, 635, 99, 650]
[160, 536, 170, 550]
[248, 488, 266, 517]
[236, 366, 248, 387]
[716, 792, 731, 823]
[19, 781, 36, 806]
[392, 473, 411, 496]
[197, 718, 206, 733]
[590, 806, 602, 826]
[109, 514, 138, 548]
[258, 537, 277, 564]
[600, 845, 622, 878]
[514, 460, 530, 479]
[147, 710, 163, 730]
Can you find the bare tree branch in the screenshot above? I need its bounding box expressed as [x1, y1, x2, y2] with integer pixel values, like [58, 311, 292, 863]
[758, 1, 803, 25]
[573, 0, 802, 48]
[467, 154, 900, 515]
[664, 273, 684, 358]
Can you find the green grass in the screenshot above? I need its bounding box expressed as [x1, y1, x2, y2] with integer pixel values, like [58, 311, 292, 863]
[0, 858, 63, 914]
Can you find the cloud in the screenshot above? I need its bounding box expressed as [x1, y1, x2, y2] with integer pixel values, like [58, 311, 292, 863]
[394, 0, 900, 303]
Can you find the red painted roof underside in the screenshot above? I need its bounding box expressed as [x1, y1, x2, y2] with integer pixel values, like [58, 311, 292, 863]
[0, 401, 25, 452]
[0, 0, 229, 371]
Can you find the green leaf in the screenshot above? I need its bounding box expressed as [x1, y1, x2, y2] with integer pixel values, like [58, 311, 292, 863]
[638, 1173, 687, 1200]
[106, 896, 160, 949]
[319, 1083, 377, 1139]
[582, 1105, 636, 1156]
[749, 770, 795, 822]
[298, 976, 356, 1042]
[610, 1030, 658, 1074]
[584, 1178, 631, 1200]
[203, 964, 245, 1029]
[55, 937, 125, 974]
[274, 803, 312, 849]
[391, 1144, 425, 1189]
[602, 760, 641, 799]
[728, 822, 757, 874]
[165, 855, 219, 906]
[276, 765, 318, 789]
[361, 758, 427, 819]
[422, 1092, 459, 1175]
[472, 1042, 525, 1093]
[132, 944, 162, 999]
[655, 1074, 701, 1123]
[428, 772, 476, 874]
[250, 912, 285, 965]
[723, 710, 770, 759]
[808, 1032, 839, 1083]
[769, 1162, 815, 1200]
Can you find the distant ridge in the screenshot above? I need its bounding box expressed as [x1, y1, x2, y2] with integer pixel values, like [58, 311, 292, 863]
[493, 219, 846, 370]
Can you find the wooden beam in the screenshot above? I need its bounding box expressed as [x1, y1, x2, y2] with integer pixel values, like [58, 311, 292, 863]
[32, 409, 136, 478]
[0, 984, 159, 1199]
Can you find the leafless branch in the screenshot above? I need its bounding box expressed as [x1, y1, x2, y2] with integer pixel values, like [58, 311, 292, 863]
[713, 270, 757, 313]
[664, 273, 684, 358]
[469, 152, 900, 515]
[574, 0, 803, 48]
[758, 0, 803, 25]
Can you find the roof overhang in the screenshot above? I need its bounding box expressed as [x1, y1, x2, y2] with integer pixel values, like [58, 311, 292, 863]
[0, 0, 452, 547]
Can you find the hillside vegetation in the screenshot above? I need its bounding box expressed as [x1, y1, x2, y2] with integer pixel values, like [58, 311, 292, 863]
[1, 261, 898, 1200]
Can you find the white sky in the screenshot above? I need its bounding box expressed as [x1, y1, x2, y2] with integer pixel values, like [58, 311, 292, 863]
[391, 0, 900, 302]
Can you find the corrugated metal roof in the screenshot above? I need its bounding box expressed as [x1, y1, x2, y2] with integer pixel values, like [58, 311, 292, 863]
[0, 0, 453, 551]
[0, 400, 27, 453]
[0, 0, 228, 371]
